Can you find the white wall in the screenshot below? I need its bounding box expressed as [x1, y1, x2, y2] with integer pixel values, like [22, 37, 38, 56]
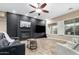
[46, 10, 79, 36]
[0, 18, 7, 32]
[0, 12, 7, 32]
[57, 21, 64, 35]
[46, 20, 51, 35]
[46, 20, 65, 35]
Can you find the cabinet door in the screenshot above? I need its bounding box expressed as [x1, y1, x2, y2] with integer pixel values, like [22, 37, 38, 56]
[31, 18, 36, 37]
[7, 13, 19, 37]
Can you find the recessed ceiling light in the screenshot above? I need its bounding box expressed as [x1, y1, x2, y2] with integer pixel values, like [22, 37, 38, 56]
[34, 16, 37, 18]
[45, 19, 48, 20]
[12, 10, 16, 13]
[25, 13, 29, 16]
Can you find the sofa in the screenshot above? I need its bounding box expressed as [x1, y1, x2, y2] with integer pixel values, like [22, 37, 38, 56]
[0, 32, 25, 55]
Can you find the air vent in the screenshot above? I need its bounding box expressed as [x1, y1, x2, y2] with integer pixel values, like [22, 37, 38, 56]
[68, 8, 73, 10]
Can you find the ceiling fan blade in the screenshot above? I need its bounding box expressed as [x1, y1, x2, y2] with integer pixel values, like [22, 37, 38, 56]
[40, 3, 47, 9]
[42, 10, 49, 13]
[29, 4, 36, 8]
[29, 11, 35, 13]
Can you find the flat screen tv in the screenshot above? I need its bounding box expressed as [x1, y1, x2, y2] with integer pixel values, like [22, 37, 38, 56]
[20, 20, 31, 28]
[35, 25, 45, 33]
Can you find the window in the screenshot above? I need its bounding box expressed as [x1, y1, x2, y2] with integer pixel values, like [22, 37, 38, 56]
[74, 18, 79, 35]
[64, 19, 75, 35]
[49, 23, 57, 34]
[64, 18, 79, 35]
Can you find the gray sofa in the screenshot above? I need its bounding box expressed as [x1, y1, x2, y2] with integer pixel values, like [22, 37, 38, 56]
[0, 32, 25, 55]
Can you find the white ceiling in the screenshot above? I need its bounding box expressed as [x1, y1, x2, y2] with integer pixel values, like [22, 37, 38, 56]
[0, 3, 79, 20]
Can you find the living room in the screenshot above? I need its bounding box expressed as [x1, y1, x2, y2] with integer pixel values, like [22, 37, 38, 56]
[0, 3, 79, 55]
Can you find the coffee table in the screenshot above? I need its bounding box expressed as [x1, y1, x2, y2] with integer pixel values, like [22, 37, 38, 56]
[27, 39, 37, 50]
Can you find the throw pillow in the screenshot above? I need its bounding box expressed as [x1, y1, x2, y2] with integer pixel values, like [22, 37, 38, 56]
[0, 38, 9, 48]
[0, 33, 4, 40]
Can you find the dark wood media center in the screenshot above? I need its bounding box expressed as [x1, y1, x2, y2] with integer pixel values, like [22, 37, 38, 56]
[7, 12, 46, 40]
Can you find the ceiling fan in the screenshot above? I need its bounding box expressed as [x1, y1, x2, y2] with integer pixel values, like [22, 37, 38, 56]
[29, 3, 49, 16]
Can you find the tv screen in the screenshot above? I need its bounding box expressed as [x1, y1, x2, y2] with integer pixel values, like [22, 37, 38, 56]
[20, 21, 31, 28]
[35, 25, 45, 33]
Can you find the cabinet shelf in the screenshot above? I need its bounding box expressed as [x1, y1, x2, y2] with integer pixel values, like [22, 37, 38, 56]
[20, 30, 31, 31]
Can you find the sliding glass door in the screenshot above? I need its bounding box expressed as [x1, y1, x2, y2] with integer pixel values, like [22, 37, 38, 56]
[74, 18, 79, 35]
[64, 19, 75, 35]
[64, 18, 79, 35]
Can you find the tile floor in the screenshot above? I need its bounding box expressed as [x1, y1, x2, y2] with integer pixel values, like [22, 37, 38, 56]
[21, 38, 57, 55]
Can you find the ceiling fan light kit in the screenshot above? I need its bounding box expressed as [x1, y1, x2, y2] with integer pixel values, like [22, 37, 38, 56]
[29, 3, 49, 16]
[35, 9, 42, 13]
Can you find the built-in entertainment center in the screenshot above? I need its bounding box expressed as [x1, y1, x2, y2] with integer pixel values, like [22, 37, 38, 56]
[7, 12, 46, 40]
